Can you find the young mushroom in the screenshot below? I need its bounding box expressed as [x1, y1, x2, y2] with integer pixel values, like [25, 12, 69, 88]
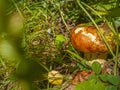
[71, 22, 115, 61]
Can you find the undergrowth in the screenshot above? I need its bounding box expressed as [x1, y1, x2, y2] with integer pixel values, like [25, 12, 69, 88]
[0, 0, 120, 90]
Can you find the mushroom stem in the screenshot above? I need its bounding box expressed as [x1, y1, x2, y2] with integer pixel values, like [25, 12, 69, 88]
[84, 52, 108, 61]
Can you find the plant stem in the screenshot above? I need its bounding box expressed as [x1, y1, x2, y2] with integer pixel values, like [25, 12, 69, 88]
[11, 0, 24, 18]
[112, 19, 120, 76]
[81, 1, 102, 18]
[104, 18, 117, 35]
[66, 50, 85, 62]
[58, 5, 69, 31]
[66, 50, 89, 68]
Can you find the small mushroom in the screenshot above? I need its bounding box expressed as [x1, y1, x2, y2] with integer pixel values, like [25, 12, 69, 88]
[71, 22, 115, 60]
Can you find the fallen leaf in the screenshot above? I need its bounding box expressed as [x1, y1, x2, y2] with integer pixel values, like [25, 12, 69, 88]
[48, 70, 63, 85]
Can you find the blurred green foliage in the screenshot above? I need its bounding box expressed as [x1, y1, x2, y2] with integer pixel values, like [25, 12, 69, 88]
[0, 0, 120, 90]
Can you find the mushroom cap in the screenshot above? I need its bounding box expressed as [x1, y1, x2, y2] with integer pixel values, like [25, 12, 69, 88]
[71, 24, 115, 53]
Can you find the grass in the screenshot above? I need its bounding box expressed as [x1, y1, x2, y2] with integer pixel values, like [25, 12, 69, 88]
[0, 0, 120, 90]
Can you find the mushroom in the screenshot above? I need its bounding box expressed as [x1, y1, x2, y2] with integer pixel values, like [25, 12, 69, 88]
[71, 22, 115, 60]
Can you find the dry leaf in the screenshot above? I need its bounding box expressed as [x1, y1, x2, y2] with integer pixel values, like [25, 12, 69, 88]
[48, 70, 63, 85]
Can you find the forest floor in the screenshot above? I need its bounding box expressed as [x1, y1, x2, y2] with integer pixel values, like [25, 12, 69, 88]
[0, 0, 120, 90]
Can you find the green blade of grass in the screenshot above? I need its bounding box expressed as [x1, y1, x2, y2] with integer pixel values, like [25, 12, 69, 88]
[11, 0, 23, 18]
[111, 18, 120, 76]
[58, 4, 69, 31]
[81, 1, 102, 18]
[0, 56, 6, 69]
[66, 50, 85, 62]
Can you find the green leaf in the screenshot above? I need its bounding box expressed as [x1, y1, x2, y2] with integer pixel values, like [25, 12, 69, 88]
[110, 7, 120, 18]
[75, 79, 105, 90]
[107, 75, 120, 85]
[55, 34, 67, 49]
[91, 62, 101, 75]
[88, 74, 99, 81]
[99, 73, 109, 82]
[105, 85, 118, 90]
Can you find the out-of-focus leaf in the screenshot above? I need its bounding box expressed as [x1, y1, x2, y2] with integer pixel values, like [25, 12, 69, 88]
[0, 40, 19, 62]
[16, 58, 47, 81]
[110, 7, 120, 18]
[91, 62, 101, 75]
[8, 12, 23, 36]
[119, 33, 120, 41]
